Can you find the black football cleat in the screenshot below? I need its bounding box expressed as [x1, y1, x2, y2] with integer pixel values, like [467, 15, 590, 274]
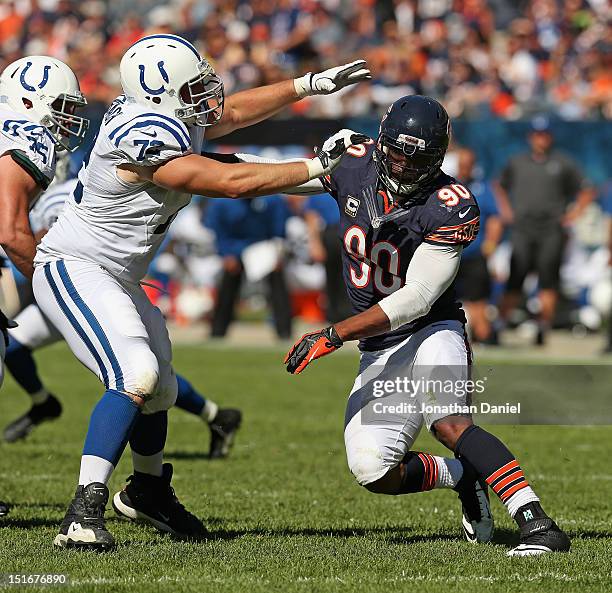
[4, 394, 62, 443]
[508, 518, 571, 556]
[0, 500, 9, 517]
[208, 408, 242, 459]
[53, 483, 115, 550]
[112, 463, 206, 540]
[454, 461, 494, 543]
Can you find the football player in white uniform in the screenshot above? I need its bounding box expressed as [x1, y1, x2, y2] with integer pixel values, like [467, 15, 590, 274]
[33, 34, 370, 549]
[0, 55, 87, 517]
[4, 177, 241, 457]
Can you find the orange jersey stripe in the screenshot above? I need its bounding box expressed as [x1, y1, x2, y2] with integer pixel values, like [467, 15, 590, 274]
[434, 217, 481, 231]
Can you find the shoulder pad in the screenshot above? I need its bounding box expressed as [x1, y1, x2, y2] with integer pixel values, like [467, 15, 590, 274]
[342, 137, 376, 161]
[327, 137, 375, 194]
[1, 118, 56, 186]
[423, 181, 480, 246]
[107, 112, 192, 166]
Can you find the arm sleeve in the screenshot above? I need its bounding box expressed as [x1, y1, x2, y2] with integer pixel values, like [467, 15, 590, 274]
[233, 152, 326, 195]
[112, 117, 192, 165]
[378, 243, 462, 331]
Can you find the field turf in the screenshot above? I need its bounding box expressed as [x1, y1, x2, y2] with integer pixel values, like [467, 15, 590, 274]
[0, 343, 610, 592]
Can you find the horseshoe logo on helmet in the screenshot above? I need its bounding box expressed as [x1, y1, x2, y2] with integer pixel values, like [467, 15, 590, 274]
[20, 61, 52, 92]
[138, 61, 170, 96]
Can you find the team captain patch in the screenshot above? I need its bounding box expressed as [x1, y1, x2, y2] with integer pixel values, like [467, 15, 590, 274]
[345, 195, 360, 217]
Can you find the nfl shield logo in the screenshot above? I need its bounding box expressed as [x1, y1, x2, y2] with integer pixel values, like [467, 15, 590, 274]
[345, 195, 360, 217]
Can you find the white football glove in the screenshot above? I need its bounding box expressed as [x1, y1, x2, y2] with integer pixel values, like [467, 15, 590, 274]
[294, 60, 371, 98]
[306, 129, 369, 179]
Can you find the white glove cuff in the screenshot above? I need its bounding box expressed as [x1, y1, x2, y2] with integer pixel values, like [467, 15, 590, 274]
[294, 74, 312, 98]
[305, 157, 326, 179]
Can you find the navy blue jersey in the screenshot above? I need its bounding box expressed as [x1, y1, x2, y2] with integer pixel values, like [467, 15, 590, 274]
[323, 141, 480, 351]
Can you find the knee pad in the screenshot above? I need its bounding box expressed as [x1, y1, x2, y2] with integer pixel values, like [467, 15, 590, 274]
[122, 350, 160, 400]
[345, 424, 388, 486]
[347, 448, 388, 486]
[142, 369, 177, 414]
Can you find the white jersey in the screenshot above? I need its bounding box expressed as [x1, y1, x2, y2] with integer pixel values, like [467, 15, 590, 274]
[36, 95, 204, 282]
[0, 106, 57, 190]
[29, 178, 77, 234]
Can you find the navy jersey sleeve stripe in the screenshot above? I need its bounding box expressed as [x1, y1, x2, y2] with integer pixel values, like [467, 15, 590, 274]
[109, 113, 190, 145]
[113, 120, 189, 151]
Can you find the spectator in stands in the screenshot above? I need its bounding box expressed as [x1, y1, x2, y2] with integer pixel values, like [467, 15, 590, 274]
[0, 0, 609, 121]
[303, 193, 352, 323]
[455, 148, 503, 344]
[205, 196, 292, 339]
[496, 116, 595, 345]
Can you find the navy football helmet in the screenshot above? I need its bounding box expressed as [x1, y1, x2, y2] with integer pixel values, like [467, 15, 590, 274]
[373, 95, 450, 201]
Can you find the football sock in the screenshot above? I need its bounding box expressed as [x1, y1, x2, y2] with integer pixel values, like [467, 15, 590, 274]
[175, 374, 218, 422]
[455, 425, 541, 523]
[4, 336, 47, 399]
[399, 452, 463, 493]
[31, 389, 50, 405]
[130, 411, 168, 477]
[79, 389, 140, 485]
[79, 455, 114, 486]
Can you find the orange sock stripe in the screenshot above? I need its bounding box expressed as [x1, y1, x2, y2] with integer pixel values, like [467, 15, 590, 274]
[486, 459, 519, 484]
[432, 456, 439, 488]
[418, 453, 432, 490]
[497, 476, 527, 499]
[500, 481, 529, 502]
[492, 470, 525, 493]
[418, 453, 436, 491]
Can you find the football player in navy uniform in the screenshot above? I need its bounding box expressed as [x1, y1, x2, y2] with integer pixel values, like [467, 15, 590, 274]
[283, 96, 570, 556]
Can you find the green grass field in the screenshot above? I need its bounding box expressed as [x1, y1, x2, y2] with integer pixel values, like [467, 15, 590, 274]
[0, 343, 610, 592]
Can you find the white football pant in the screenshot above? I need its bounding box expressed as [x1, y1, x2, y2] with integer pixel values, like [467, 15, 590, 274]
[344, 320, 470, 486]
[33, 259, 177, 413]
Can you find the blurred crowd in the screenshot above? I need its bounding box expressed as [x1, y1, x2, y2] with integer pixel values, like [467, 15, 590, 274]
[0, 0, 610, 119]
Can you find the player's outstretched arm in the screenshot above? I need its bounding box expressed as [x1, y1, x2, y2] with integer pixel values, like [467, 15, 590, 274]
[0, 155, 41, 279]
[284, 243, 462, 374]
[121, 130, 367, 199]
[206, 60, 371, 140]
[202, 151, 327, 195]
